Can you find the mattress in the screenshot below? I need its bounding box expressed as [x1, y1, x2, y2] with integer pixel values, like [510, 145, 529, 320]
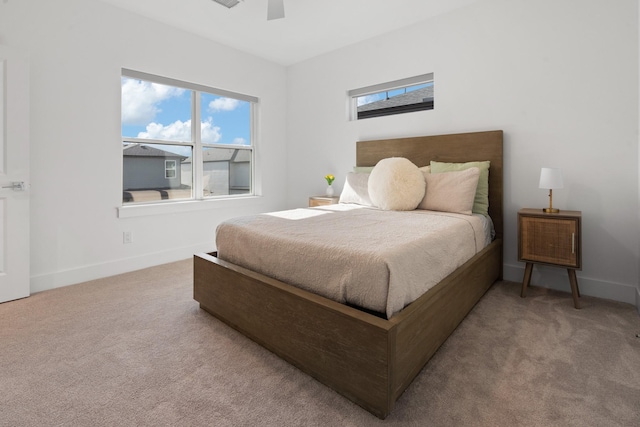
[216, 204, 491, 318]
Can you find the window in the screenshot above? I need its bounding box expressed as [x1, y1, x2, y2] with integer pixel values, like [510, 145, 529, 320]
[164, 160, 177, 179]
[121, 69, 257, 205]
[348, 73, 433, 120]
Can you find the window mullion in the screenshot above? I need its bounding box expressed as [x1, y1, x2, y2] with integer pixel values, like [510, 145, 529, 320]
[250, 102, 256, 196]
[122, 137, 193, 146]
[193, 91, 203, 200]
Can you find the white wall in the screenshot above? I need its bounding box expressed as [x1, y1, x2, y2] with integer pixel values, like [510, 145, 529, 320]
[0, 0, 287, 291]
[287, 0, 639, 305]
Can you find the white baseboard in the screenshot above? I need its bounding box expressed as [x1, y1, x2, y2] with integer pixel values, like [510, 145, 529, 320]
[503, 263, 637, 306]
[30, 242, 213, 294]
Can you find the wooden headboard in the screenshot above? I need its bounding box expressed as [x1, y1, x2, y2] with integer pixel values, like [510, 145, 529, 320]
[356, 130, 504, 240]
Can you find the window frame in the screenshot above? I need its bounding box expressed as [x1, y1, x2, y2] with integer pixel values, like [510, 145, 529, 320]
[348, 73, 434, 121]
[121, 69, 258, 206]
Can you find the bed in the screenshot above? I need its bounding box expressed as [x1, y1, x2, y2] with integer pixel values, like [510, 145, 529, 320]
[194, 130, 503, 419]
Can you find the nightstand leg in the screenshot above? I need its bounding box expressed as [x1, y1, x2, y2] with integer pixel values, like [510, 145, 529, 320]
[567, 269, 581, 309]
[521, 263, 533, 298]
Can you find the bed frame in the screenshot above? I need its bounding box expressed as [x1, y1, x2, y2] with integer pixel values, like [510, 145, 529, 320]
[194, 130, 503, 419]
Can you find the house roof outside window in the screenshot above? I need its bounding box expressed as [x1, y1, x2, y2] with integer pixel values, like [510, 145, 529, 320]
[182, 148, 251, 164]
[123, 143, 187, 160]
[357, 86, 434, 113]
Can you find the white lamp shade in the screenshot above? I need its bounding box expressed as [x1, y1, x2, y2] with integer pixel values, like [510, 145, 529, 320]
[539, 167, 564, 189]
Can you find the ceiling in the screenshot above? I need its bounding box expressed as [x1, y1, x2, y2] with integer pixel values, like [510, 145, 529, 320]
[98, 0, 478, 66]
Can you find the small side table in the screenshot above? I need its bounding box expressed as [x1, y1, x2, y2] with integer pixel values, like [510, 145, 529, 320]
[517, 208, 582, 308]
[309, 196, 339, 207]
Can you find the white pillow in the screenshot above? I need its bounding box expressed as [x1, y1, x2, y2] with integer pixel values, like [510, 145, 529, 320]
[339, 172, 373, 206]
[368, 157, 426, 211]
[418, 167, 480, 215]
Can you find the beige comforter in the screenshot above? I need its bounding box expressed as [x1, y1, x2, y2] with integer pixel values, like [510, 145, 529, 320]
[216, 204, 489, 319]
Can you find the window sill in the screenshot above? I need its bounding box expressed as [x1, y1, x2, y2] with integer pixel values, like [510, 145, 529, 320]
[117, 195, 261, 218]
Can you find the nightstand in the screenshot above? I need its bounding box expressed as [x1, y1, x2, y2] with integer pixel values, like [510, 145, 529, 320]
[518, 208, 582, 308]
[309, 196, 339, 207]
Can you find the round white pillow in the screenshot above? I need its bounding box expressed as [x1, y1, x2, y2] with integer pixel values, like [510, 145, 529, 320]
[368, 157, 426, 210]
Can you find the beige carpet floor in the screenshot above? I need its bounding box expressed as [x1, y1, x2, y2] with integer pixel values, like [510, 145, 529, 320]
[1, 259, 639, 426]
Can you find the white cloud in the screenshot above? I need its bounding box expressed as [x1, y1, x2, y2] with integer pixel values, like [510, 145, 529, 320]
[357, 94, 383, 106]
[232, 137, 247, 145]
[138, 120, 192, 141]
[201, 118, 222, 144]
[208, 97, 239, 112]
[137, 118, 222, 144]
[121, 78, 185, 125]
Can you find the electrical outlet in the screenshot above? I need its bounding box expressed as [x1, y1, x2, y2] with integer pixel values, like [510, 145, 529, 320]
[123, 231, 132, 244]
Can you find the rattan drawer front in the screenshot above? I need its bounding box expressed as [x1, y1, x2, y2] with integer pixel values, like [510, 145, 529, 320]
[520, 216, 578, 268]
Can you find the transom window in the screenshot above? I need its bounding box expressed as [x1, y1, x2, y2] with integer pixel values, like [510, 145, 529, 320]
[121, 69, 257, 204]
[349, 73, 434, 120]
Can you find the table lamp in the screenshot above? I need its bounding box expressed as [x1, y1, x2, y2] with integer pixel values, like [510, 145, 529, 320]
[539, 167, 563, 213]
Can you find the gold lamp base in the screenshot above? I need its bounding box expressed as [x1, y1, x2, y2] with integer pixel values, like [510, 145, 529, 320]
[543, 189, 559, 213]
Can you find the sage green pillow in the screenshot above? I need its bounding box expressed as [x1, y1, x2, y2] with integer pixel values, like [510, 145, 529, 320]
[430, 160, 490, 216]
[353, 166, 374, 173]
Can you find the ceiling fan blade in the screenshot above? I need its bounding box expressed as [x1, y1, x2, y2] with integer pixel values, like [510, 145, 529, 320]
[267, 0, 285, 21]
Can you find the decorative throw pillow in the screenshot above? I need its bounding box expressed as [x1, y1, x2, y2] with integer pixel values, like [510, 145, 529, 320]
[430, 160, 490, 216]
[339, 172, 373, 206]
[418, 167, 481, 215]
[368, 157, 426, 211]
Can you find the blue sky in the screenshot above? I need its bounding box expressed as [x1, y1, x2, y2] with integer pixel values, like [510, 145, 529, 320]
[121, 77, 250, 155]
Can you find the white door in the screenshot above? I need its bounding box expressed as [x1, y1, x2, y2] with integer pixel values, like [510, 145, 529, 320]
[0, 45, 30, 303]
